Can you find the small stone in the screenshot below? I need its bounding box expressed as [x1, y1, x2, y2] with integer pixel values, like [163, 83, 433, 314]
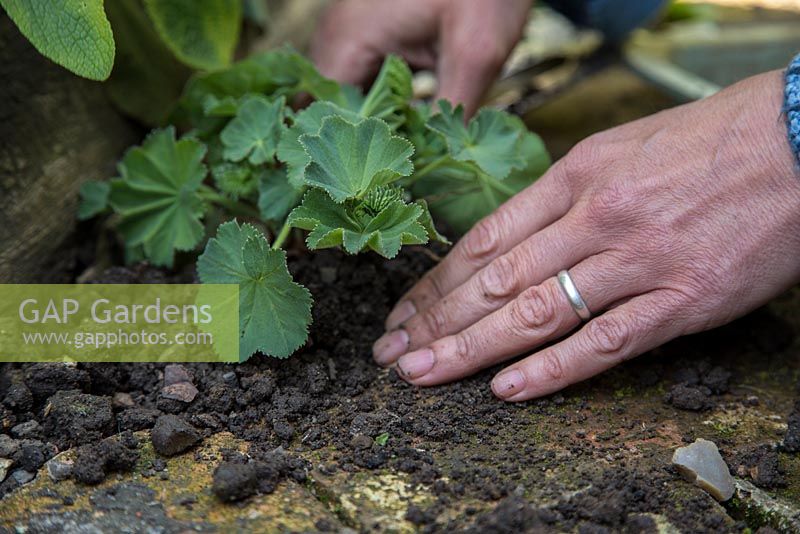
[151, 415, 201, 457]
[222, 372, 238, 386]
[212, 462, 259, 502]
[273, 421, 295, 441]
[45, 453, 75, 482]
[672, 438, 735, 501]
[11, 469, 34, 485]
[350, 434, 373, 450]
[10, 420, 41, 439]
[164, 364, 192, 386]
[161, 382, 199, 403]
[15, 439, 53, 472]
[112, 392, 135, 409]
[0, 458, 12, 482]
[0, 435, 19, 458]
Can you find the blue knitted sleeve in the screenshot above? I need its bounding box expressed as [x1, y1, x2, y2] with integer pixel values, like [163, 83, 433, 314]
[542, 0, 667, 42]
[785, 53, 800, 167]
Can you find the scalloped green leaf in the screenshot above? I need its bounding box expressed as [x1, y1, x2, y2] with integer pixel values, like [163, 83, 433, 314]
[143, 0, 241, 71]
[0, 0, 115, 80]
[77, 180, 110, 221]
[220, 95, 285, 165]
[412, 131, 550, 234]
[299, 116, 414, 203]
[427, 100, 528, 179]
[108, 127, 207, 267]
[175, 46, 343, 128]
[257, 168, 304, 222]
[287, 188, 429, 259]
[276, 101, 361, 188]
[197, 220, 312, 360]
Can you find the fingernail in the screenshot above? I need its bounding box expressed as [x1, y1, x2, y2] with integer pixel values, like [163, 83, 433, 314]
[492, 370, 526, 399]
[397, 348, 435, 379]
[372, 329, 409, 366]
[386, 300, 416, 331]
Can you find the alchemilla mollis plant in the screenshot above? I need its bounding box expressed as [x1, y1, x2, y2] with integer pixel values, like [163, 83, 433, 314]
[79, 47, 551, 361]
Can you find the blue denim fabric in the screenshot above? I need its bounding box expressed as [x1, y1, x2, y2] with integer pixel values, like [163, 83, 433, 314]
[785, 53, 800, 167]
[542, 0, 667, 42]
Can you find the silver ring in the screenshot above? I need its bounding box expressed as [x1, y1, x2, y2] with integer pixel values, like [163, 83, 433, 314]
[557, 270, 592, 321]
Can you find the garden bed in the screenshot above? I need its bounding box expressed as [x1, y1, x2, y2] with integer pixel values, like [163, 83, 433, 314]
[1, 245, 799, 532]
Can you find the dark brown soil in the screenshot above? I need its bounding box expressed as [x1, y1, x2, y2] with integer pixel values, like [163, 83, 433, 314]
[1, 246, 798, 532]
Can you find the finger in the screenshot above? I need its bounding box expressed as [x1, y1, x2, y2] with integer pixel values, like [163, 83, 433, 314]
[310, 4, 382, 87]
[392, 252, 650, 386]
[434, 5, 513, 117]
[491, 289, 687, 401]
[312, 38, 381, 88]
[385, 165, 573, 330]
[375, 213, 594, 366]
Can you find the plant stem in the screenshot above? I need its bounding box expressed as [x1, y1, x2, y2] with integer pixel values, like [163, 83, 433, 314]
[272, 221, 292, 250]
[410, 156, 449, 183]
[199, 187, 261, 219]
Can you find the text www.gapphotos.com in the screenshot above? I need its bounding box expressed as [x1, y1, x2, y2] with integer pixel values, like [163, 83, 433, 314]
[21, 330, 213, 350]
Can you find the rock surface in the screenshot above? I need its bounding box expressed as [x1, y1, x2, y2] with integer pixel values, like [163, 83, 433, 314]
[673, 438, 735, 501]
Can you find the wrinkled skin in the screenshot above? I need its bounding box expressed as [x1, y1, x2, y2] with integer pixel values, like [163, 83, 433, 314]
[311, 0, 532, 117]
[313, 3, 800, 401]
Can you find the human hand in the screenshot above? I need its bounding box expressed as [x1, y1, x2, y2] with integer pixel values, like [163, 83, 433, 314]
[310, 0, 532, 118]
[372, 70, 800, 401]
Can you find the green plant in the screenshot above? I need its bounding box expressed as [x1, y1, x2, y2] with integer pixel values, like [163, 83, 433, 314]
[0, 0, 242, 80]
[78, 49, 551, 361]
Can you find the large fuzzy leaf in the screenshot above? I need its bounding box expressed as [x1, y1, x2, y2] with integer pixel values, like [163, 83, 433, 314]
[427, 101, 528, 179]
[143, 0, 241, 71]
[220, 95, 285, 165]
[413, 132, 550, 234]
[197, 221, 312, 360]
[287, 188, 432, 259]
[108, 127, 207, 267]
[0, 0, 114, 80]
[299, 116, 414, 203]
[104, 0, 190, 125]
[276, 101, 361, 188]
